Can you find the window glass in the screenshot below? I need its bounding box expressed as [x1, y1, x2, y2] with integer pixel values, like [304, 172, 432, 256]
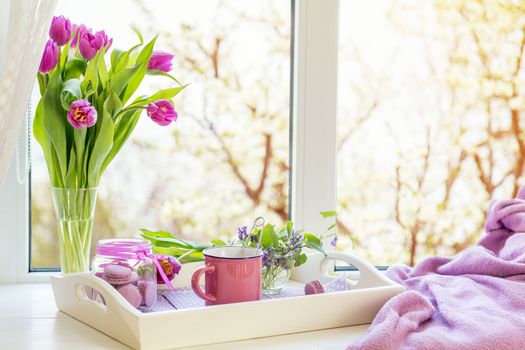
[337, 1, 525, 265]
[31, 0, 291, 268]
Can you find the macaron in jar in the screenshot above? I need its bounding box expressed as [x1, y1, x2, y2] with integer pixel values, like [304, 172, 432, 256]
[92, 238, 157, 311]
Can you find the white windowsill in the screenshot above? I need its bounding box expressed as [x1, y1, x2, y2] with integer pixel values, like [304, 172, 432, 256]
[0, 283, 368, 349]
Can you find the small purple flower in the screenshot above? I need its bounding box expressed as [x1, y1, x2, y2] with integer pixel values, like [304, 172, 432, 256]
[146, 100, 178, 126]
[67, 99, 97, 128]
[49, 16, 72, 46]
[293, 243, 304, 251]
[237, 226, 248, 240]
[330, 236, 338, 247]
[147, 51, 175, 72]
[39, 39, 58, 74]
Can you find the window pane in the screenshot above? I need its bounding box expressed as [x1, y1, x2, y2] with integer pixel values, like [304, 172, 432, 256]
[337, 1, 525, 265]
[31, 0, 291, 268]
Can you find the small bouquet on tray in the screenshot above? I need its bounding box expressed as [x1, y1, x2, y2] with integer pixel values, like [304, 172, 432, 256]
[236, 217, 336, 294]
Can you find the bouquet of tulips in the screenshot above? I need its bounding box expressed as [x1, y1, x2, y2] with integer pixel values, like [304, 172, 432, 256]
[35, 15, 185, 188]
[34, 15, 186, 273]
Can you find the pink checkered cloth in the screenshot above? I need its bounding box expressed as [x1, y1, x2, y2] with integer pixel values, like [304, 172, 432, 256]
[145, 275, 348, 313]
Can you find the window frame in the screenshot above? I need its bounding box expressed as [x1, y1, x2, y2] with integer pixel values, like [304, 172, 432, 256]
[0, 0, 340, 283]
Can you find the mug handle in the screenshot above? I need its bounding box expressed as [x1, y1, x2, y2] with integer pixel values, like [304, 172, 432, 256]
[191, 265, 217, 303]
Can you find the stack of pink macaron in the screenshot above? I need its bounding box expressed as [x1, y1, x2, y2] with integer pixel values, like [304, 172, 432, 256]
[102, 264, 157, 310]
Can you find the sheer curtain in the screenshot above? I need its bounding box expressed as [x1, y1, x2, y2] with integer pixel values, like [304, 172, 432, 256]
[0, 0, 56, 189]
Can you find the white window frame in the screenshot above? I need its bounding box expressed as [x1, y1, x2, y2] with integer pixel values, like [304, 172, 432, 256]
[0, 0, 339, 283]
[291, 0, 338, 235]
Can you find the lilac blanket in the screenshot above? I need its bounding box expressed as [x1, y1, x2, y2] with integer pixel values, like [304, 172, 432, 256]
[348, 190, 525, 350]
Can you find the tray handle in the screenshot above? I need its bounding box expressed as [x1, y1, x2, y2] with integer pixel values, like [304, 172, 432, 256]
[51, 273, 141, 319]
[323, 251, 394, 288]
[291, 251, 396, 289]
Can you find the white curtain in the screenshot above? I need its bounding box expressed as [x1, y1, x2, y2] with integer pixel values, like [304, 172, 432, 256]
[0, 0, 56, 189]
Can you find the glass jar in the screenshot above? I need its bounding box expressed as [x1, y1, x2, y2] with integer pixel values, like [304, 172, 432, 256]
[93, 238, 157, 311]
[262, 251, 295, 295]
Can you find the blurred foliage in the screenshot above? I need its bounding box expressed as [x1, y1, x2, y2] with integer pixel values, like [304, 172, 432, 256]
[336, 0, 525, 265]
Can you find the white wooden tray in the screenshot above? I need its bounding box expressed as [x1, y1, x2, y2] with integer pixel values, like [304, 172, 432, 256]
[51, 251, 404, 349]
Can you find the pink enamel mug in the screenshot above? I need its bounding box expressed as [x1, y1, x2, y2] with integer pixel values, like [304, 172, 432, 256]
[191, 246, 263, 305]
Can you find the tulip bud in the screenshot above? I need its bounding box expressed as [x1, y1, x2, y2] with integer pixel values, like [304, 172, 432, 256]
[146, 100, 178, 126]
[38, 39, 59, 74]
[147, 51, 174, 72]
[49, 15, 72, 46]
[96, 30, 113, 50]
[71, 24, 89, 48]
[78, 30, 111, 60]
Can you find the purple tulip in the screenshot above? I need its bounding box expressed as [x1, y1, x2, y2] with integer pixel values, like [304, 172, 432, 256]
[67, 99, 97, 128]
[71, 24, 89, 48]
[146, 100, 178, 126]
[147, 51, 174, 72]
[156, 255, 181, 283]
[96, 30, 113, 49]
[78, 30, 111, 60]
[49, 15, 72, 46]
[38, 39, 59, 74]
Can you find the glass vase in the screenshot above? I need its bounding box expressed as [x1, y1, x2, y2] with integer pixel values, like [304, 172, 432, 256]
[262, 252, 295, 295]
[52, 187, 98, 273]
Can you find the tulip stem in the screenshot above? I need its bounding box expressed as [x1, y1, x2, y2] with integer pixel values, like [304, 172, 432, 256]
[114, 105, 146, 120]
[42, 74, 48, 90]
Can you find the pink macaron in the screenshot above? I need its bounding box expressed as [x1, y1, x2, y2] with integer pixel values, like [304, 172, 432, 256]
[138, 280, 157, 308]
[117, 284, 142, 308]
[103, 264, 133, 285]
[305, 280, 325, 295]
[129, 271, 139, 285]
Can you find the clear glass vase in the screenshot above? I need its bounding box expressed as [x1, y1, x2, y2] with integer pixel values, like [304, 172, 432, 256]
[52, 187, 98, 273]
[262, 253, 295, 295]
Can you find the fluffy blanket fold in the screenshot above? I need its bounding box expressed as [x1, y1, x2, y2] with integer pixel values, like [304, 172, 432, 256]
[348, 189, 525, 350]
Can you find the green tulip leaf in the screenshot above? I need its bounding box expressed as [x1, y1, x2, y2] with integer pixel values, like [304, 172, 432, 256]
[121, 35, 157, 103]
[60, 79, 82, 111]
[81, 50, 103, 98]
[33, 100, 62, 186]
[99, 109, 140, 175]
[146, 69, 182, 85]
[128, 85, 187, 108]
[42, 66, 68, 183]
[110, 64, 141, 98]
[87, 89, 115, 186]
[97, 50, 109, 87]
[140, 229, 211, 251]
[64, 57, 87, 80]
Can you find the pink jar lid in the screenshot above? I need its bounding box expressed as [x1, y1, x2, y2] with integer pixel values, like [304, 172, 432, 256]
[96, 238, 152, 259]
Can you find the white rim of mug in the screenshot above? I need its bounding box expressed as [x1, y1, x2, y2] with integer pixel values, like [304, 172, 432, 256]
[203, 246, 263, 259]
